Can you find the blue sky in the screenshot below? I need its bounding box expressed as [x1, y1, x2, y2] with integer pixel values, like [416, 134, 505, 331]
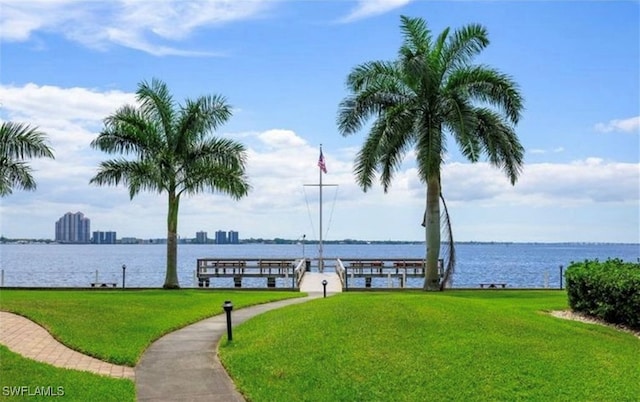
[1, 0, 638, 243]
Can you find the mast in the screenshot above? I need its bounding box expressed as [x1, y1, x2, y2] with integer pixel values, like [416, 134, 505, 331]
[304, 145, 334, 273]
[319, 145, 324, 273]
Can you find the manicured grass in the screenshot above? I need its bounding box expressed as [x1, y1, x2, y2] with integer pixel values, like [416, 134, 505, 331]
[219, 291, 640, 401]
[0, 289, 302, 366]
[0, 346, 134, 402]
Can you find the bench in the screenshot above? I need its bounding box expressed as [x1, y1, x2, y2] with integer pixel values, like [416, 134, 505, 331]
[393, 261, 423, 267]
[350, 261, 384, 274]
[479, 283, 507, 289]
[259, 260, 292, 268]
[393, 261, 423, 274]
[214, 261, 246, 268]
[91, 282, 117, 288]
[349, 261, 384, 267]
[199, 261, 246, 275]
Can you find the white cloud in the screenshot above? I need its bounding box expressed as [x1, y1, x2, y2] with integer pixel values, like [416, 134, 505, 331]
[0, 82, 638, 242]
[257, 129, 307, 149]
[0, 0, 277, 56]
[337, 0, 412, 23]
[440, 159, 639, 206]
[594, 116, 640, 133]
[528, 147, 563, 155]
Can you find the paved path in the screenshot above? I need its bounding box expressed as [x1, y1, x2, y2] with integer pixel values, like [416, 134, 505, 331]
[299, 272, 343, 293]
[135, 294, 325, 401]
[0, 293, 331, 400]
[0, 311, 135, 379]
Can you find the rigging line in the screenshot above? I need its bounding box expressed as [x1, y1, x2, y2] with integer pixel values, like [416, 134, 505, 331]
[324, 185, 339, 239]
[302, 185, 317, 242]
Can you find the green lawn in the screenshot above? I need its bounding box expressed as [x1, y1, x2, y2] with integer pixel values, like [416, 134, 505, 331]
[2, 290, 638, 401]
[0, 346, 134, 402]
[219, 291, 640, 401]
[0, 289, 302, 402]
[0, 289, 302, 365]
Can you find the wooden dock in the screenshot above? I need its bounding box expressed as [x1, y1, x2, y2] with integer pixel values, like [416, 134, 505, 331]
[337, 258, 442, 290]
[196, 258, 307, 288]
[196, 257, 440, 290]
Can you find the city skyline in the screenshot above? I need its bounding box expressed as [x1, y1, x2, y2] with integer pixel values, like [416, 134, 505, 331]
[0, 1, 638, 243]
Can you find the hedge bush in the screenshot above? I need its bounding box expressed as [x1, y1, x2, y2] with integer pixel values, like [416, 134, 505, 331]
[565, 258, 640, 330]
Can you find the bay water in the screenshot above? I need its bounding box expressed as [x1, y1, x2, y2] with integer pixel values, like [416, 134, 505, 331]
[0, 243, 637, 289]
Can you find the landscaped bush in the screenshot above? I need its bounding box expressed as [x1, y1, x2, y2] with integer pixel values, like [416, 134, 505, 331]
[565, 258, 640, 330]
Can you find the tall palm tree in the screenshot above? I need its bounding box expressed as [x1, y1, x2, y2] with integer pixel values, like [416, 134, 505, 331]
[90, 79, 250, 289]
[0, 121, 55, 196]
[338, 16, 524, 290]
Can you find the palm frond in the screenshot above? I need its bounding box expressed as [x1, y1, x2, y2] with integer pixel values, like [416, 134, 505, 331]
[137, 78, 176, 144]
[93, 105, 160, 156]
[446, 66, 524, 124]
[89, 159, 163, 199]
[399, 15, 431, 60]
[176, 137, 248, 191]
[439, 191, 456, 290]
[346, 60, 398, 93]
[442, 95, 481, 162]
[179, 160, 250, 199]
[473, 107, 524, 184]
[353, 124, 385, 192]
[0, 122, 55, 159]
[378, 107, 417, 191]
[177, 94, 232, 144]
[440, 23, 489, 76]
[0, 161, 36, 196]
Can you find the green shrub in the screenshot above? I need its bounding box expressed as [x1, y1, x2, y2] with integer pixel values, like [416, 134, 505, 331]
[565, 258, 640, 330]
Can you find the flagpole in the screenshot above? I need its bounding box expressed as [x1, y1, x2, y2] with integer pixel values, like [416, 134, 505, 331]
[319, 144, 324, 273]
[304, 148, 334, 274]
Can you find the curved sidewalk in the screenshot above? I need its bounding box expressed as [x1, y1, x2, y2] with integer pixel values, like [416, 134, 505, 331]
[135, 293, 324, 402]
[0, 311, 135, 379]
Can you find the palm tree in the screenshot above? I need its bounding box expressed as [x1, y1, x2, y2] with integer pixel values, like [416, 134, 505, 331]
[338, 16, 524, 290]
[90, 79, 250, 289]
[0, 121, 55, 196]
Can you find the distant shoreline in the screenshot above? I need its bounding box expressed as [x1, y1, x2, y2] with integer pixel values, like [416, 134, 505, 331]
[1, 239, 638, 246]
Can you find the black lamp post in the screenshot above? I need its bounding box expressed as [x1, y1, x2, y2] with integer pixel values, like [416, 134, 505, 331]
[122, 264, 126, 289]
[223, 300, 233, 341]
[322, 279, 328, 298]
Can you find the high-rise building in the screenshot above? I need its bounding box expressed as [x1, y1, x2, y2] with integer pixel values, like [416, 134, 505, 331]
[228, 230, 239, 244]
[92, 231, 117, 244]
[55, 212, 90, 243]
[215, 230, 227, 244]
[105, 231, 116, 244]
[196, 231, 208, 244]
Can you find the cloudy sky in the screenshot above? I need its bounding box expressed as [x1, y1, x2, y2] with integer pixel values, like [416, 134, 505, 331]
[1, 0, 638, 243]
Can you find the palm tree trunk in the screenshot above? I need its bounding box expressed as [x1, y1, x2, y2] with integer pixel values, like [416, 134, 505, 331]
[163, 191, 180, 289]
[424, 176, 441, 291]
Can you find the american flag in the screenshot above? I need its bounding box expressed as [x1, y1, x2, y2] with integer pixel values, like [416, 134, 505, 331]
[318, 149, 327, 174]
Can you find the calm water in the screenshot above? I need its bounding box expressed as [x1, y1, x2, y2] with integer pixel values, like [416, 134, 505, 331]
[0, 243, 638, 289]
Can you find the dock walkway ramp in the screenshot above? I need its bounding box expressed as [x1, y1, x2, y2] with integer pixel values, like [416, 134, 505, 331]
[299, 272, 342, 293]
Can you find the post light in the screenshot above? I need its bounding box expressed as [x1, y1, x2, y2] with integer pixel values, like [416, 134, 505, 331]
[559, 265, 564, 290]
[122, 264, 126, 289]
[322, 279, 328, 298]
[222, 300, 233, 341]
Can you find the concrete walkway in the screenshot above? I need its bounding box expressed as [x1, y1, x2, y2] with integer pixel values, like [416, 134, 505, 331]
[0, 311, 135, 379]
[299, 272, 343, 293]
[0, 293, 330, 400]
[135, 294, 324, 401]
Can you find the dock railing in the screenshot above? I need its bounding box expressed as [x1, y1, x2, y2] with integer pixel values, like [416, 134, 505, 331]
[338, 258, 427, 289]
[196, 258, 298, 288]
[293, 258, 307, 288]
[335, 259, 346, 289]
